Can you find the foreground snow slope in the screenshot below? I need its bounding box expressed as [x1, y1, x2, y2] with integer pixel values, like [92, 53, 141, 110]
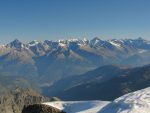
[43, 101, 110, 113]
[43, 87, 150, 113]
[101, 87, 150, 113]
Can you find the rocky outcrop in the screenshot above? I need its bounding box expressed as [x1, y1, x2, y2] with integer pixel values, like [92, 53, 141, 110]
[0, 87, 50, 113]
[22, 104, 65, 113]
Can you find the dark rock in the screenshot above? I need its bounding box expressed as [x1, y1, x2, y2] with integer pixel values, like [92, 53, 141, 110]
[22, 104, 65, 113]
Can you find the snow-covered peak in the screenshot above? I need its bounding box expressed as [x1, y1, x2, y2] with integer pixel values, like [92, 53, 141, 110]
[57, 38, 88, 48]
[68, 38, 88, 46]
[7, 39, 27, 50]
[57, 40, 67, 47]
[59, 42, 67, 47]
[108, 40, 122, 48]
[2, 37, 150, 53]
[28, 40, 40, 46]
[44, 40, 59, 49]
[90, 37, 104, 46]
[68, 38, 79, 42]
[83, 38, 88, 42]
[9, 39, 22, 45]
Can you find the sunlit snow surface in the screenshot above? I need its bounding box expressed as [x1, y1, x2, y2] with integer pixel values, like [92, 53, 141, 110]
[43, 101, 110, 113]
[43, 87, 150, 113]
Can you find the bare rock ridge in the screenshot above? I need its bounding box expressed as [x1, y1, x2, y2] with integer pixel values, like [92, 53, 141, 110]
[0, 87, 50, 113]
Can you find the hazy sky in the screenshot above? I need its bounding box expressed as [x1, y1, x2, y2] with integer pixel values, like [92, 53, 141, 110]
[0, 0, 150, 43]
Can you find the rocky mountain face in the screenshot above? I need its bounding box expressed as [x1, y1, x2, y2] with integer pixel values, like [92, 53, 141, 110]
[0, 87, 50, 113]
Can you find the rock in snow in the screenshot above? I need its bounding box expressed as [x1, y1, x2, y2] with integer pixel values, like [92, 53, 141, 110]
[43, 87, 150, 113]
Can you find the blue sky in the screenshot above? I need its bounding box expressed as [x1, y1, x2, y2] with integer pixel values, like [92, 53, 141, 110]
[0, 0, 150, 43]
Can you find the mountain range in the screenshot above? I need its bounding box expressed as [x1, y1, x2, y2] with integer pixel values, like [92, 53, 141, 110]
[1, 37, 150, 113]
[1, 37, 150, 94]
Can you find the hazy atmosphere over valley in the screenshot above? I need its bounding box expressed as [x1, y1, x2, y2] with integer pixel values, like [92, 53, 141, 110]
[0, 0, 150, 113]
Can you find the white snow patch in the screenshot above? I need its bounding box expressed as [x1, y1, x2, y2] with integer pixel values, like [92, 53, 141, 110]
[68, 38, 79, 42]
[59, 42, 67, 47]
[109, 41, 121, 47]
[43, 101, 110, 113]
[28, 40, 40, 46]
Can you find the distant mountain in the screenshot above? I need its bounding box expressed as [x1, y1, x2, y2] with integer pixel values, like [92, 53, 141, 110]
[43, 65, 129, 96]
[1, 37, 150, 91]
[45, 64, 150, 101]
